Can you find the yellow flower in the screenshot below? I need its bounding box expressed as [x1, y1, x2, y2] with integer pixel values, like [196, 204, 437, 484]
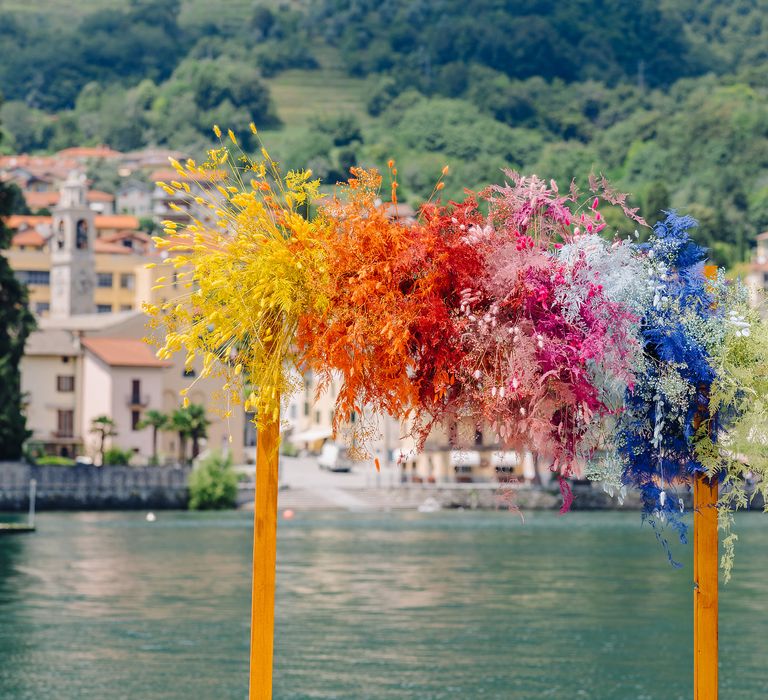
[145, 124, 330, 428]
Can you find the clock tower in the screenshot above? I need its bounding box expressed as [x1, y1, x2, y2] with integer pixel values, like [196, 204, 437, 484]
[50, 172, 96, 318]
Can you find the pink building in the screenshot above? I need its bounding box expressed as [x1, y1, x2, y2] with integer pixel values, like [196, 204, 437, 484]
[80, 337, 171, 459]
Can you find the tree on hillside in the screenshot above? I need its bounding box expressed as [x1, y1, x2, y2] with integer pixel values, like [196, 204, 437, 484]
[643, 181, 670, 227]
[0, 108, 35, 460]
[90, 415, 117, 466]
[137, 409, 168, 465]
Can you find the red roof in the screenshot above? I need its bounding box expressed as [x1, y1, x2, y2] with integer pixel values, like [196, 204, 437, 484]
[93, 239, 133, 254]
[81, 337, 171, 368]
[6, 213, 139, 232]
[11, 229, 46, 248]
[88, 190, 115, 202]
[100, 230, 151, 244]
[11, 230, 152, 255]
[94, 215, 139, 230]
[5, 215, 51, 230]
[0, 155, 80, 181]
[56, 146, 123, 159]
[26, 189, 115, 208]
[24, 191, 60, 209]
[0, 155, 59, 170]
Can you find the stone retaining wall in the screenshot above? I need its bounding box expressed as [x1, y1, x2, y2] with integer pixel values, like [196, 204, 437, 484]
[0, 462, 190, 510]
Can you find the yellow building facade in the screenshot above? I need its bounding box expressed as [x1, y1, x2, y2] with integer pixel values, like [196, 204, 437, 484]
[5, 245, 160, 316]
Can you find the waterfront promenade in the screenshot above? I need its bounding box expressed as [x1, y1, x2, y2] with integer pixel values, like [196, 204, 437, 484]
[6, 456, 765, 514]
[246, 456, 656, 512]
[0, 456, 717, 514]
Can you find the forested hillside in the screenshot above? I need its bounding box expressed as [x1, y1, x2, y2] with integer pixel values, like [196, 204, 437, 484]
[1, 0, 768, 264]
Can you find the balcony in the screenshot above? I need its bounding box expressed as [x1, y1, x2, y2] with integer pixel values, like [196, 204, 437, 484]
[50, 431, 80, 442]
[126, 394, 150, 408]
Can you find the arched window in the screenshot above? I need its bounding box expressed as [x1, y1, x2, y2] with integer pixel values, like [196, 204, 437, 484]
[75, 219, 88, 249]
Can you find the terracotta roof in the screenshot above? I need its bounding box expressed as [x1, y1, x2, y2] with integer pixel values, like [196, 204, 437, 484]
[0, 155, 60, 170]
[100, 229, 151, 244]
[756, 231, 768, 240]
[81, 337, 171, 368]
[26, 189, 115, 209]
[94, 214, 139, 230]
[56, 146, 123, 159]
[88, 190, 115, 202]
[0, 155, 78, 181]
[5, 215, 51, 229]
[24, 191, 59, 209]
[93, 239, 133, 254]
[6, 213, 139, 232]
[11, 229, 46, 248]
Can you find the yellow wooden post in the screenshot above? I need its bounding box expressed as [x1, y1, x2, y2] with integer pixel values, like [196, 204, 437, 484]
[693, 472, 718, 700]
[693, 263, 719, 700]
[249, 412, 280, 699]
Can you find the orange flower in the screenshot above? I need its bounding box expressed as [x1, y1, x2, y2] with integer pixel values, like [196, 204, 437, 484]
[297, 169, 485, 449]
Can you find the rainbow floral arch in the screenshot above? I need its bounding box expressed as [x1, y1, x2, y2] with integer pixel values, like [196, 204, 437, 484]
[147, 126, 768, 576]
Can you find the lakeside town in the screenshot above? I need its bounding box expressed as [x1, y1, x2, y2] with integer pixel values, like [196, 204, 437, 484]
[3, 144, 768, 497]
[0, 144, 531, 496]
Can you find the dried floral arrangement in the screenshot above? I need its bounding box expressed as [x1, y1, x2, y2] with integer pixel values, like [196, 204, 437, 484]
[147, 127, 768, 574]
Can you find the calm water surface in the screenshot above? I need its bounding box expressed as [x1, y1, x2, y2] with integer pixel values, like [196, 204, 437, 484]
[0, 510, 766, 699]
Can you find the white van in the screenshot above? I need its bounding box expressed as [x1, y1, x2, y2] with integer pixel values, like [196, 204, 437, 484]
[317, 442, 354, 472]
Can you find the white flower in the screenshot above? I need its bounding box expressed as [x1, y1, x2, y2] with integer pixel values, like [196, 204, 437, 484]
[727, 311, 751, 337]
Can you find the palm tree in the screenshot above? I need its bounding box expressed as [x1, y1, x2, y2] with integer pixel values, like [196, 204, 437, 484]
[186, 403, 210, 460]
[169, 408, 193, 466]
[90, 415, 117, 466]
[137, 409, 168, 465]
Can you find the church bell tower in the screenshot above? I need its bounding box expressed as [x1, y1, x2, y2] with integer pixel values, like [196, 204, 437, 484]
[50, 172, 96, 318]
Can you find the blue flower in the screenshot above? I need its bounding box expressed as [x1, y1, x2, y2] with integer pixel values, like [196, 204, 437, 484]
[616, 212, 718, 560]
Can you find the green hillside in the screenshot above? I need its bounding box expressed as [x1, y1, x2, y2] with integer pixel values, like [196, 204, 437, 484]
[1, 0, 767, 265]
[1, 0, 259, 22]
[263, 46, 369, 128]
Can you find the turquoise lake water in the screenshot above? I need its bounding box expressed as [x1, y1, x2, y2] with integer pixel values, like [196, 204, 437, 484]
[0, 510, 766, 699]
